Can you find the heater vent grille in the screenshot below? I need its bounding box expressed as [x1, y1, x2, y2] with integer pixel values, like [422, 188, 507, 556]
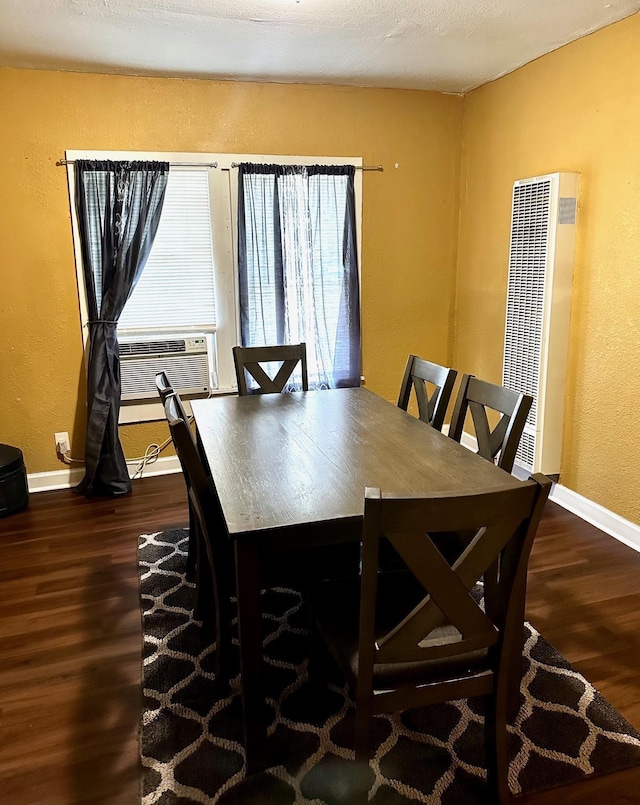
[502, 172, 578, 475]
[503, 178, 551, 431]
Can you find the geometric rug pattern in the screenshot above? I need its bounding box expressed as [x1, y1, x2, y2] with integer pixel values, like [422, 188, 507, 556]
[139, 529, 640, 804]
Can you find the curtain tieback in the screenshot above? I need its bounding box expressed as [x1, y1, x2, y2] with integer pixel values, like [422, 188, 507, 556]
[87, 319, 117, 325]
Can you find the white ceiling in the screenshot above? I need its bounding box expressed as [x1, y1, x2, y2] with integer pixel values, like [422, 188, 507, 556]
[1, 0, 639, 94]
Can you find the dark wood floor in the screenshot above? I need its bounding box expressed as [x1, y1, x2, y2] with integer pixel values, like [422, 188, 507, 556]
[2, 474, 640, 804]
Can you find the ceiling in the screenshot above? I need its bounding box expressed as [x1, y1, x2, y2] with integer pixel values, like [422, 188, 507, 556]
[1, 0, 639, 94]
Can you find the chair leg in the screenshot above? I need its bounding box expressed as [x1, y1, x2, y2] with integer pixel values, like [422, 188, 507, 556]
[484, 692, 510, 804]
[214, 593, 234, 687]
[196, 536, 233, 687]
[353, 698, 373, 805]
[194, 526, 213, 622]
[307, 611, 329, 692]
[186, 498, 197, 579]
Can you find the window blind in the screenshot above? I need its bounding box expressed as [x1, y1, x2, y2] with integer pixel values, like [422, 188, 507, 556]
[118, 168, 216, 332]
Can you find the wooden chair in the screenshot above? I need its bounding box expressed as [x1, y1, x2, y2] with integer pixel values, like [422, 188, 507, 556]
[397, 354, 457, 431]
[448, 374, 533, 473]
[233, 343, 309, 395]
[310, 475, 551, 804]
[165, 395, 234, 679]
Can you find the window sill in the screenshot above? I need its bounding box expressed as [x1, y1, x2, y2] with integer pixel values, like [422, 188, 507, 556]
[119, 387, 237, 425]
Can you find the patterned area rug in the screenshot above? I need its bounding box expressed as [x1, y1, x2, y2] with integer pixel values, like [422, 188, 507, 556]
[139, 529, 640, 804]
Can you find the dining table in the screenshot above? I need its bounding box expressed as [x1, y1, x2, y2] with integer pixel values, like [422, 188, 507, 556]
[191, 386, 523, 773]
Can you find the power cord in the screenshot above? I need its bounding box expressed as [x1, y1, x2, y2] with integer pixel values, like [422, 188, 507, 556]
[129, 436, 171, 480]
[58, 450, 83, 465]
[57, 415, 194, 480]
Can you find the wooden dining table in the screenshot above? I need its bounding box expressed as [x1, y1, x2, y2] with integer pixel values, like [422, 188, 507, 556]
[191, 386, 522, 773]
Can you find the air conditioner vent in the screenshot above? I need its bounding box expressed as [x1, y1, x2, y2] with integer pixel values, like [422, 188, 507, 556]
[119, 339, 186, 357]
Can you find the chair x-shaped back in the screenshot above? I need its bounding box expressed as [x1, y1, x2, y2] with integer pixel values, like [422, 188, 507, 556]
[373, 509, 524, 665]
[233, 343, 309, 395]
[362, 484, 545, 675]
[397, 354, 457, 431]
[448, 374, 533, 473]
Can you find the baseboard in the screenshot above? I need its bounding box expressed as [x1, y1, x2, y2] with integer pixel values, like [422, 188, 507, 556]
[27, 455, 182, 493]
[548, 484, 640, 553]
[455, 429, 640, 553]
[29, 431, 640, 554]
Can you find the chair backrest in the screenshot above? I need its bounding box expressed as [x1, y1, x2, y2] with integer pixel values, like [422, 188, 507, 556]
[155, 371, 174, 402]
[156, 372, 191, 430]
[233, 343, 309, 395]
[397, 354, 457, 431]
[164, 396, 232, 623]
[358, 475, 551, 677]
[448, 374, 533, 473]
[164, 394, 217, 514]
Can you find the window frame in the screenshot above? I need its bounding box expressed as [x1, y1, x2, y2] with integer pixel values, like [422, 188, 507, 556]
[67, 150, 363, 424]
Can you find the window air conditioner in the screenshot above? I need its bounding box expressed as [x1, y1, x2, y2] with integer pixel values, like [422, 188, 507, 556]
[118, 334, 213, 402]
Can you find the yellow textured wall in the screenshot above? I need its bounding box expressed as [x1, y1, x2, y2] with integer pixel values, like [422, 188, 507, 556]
[0, 68, 462, 475]
[457, 13, 640, 523]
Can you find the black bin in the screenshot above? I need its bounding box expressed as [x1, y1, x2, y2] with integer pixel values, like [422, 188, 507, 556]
[0, 444, 29, 518]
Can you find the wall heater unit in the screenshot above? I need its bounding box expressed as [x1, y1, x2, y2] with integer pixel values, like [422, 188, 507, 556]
[502, 171, 579, 476]
[118, 334, 213, 401]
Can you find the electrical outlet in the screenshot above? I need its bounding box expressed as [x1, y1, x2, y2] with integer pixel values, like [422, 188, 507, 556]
[55, 431, 70, 457]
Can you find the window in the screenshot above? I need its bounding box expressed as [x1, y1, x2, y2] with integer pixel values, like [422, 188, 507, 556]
[67, 151, 362, 422]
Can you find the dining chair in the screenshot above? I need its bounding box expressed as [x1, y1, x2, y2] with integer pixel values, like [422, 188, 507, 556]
[310, 474, 551, 804]
[233, 343, 309, 395]
[156, 372, 198, 579]
[448, 374, 533, 473]
[397, 354, 457, 431]
[164, 394, 235, 679]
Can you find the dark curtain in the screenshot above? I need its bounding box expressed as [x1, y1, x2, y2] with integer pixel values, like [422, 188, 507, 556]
[237, 163, 361, 389]
[75, 160, 169, 497]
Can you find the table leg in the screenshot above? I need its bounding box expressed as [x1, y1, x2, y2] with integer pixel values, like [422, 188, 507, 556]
[234, 538, 267, 774]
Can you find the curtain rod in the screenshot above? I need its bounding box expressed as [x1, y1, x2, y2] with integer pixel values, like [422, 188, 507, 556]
[227, 163, 383, 171]
[56, 159, 219, 168]
[57, 159, 382, 171]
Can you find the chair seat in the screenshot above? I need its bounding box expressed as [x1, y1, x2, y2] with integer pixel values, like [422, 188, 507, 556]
[312, 571, 489, 690]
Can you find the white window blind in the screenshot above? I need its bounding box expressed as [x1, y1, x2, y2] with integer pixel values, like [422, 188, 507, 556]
[118, 168, 216, 332]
